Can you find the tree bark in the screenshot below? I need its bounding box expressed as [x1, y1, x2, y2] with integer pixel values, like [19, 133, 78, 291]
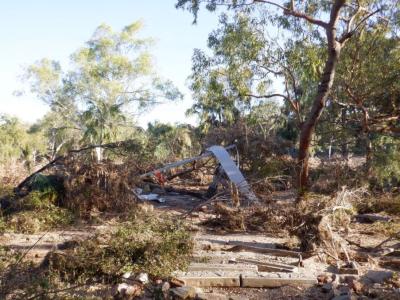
[297, 0, 345, 190]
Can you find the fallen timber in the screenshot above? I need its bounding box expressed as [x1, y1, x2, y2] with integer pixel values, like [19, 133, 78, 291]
[140, 145, 258, 204]
[140, 145, 236, 178]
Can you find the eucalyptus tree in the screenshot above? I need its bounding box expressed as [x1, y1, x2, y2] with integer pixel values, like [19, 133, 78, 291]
[24, 22, 182, 161]
[147, 122, 199, 160]
[31, 111, 81, 160]
[332, 27, 400, 175]
[177, 0, 395, 190]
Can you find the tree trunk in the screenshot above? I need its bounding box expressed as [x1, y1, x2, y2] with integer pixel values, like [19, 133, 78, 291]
[297, 0, 345, 190]
[298, 41, 342, 189]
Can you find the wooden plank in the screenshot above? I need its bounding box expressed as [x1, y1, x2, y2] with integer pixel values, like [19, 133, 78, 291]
[177, 276, 240, 287]
[187, 263, 257, 272]
[241, 275, 317, 288]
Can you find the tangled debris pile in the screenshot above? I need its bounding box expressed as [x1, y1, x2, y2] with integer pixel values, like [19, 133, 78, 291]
[61, 157, 140, 216]
[0, 211, 193, 299]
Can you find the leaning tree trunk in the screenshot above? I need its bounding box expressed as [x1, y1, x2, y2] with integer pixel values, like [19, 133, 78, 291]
[297, 2, 345, 191]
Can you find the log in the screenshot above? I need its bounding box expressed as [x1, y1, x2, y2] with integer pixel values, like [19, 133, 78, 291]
[354, 214, 392, 224]
[227, 244, 306, 258]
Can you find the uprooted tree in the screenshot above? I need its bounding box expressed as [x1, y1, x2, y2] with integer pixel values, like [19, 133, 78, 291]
[176, 0, 396, 191]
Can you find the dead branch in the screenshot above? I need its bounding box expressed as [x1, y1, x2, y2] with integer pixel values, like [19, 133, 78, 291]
[14, 140, 138, 194]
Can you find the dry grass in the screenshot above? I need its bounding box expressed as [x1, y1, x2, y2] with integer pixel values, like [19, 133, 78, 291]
[0, 212, 193, 299]
[355, 193, 400, 215]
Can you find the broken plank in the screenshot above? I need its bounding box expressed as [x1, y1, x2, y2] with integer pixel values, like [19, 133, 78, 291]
[235, 258, 298, 273]
[241, 275, 317, 288]
[227, 244, 304, 258]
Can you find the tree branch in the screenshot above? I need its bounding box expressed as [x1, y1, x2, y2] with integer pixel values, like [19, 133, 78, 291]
[339, 9, 381, 44]
[14, 140, 139, 194]
[253, 0, 328, 28]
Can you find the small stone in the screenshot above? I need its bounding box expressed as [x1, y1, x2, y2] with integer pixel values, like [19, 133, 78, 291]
[365, 270, 393, 284]
[117, 283, 142, 298]
[155, 279, 163, 285]
[322, 283, 333, 293]
[317, 274, 329, 284]
[136, 272, 149, 284]
[162, 281, 170, 292]
[202, 243, 212, 251]
[199, 206, 207, 212]
[351, 281, 363, 294]
[143, 184, 151, 193]
[122, 272, 132, 279]
[338, 286, 350, 295]
[170, 277, 185, 287]
[125, 284, 142, 297]
[117, 283, 129, 294]
[170, 286, 196, 299]
[343, 276, 363, 294]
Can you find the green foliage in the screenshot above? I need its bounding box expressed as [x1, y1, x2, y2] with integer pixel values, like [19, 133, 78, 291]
[188, 14, 271, 130]
[147, 122, 200, 161]
[23, 22, 182, 160]
[0, 115, 46, 168]
[48, 213, 193, 282]
[371, 136, 400, 188]
[0, 181, 73, 234]
[0, 212, 193, 298]
[6, 207, 74, 234]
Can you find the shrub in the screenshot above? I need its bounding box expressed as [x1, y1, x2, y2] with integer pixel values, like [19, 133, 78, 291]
[47, 213, 193, 282]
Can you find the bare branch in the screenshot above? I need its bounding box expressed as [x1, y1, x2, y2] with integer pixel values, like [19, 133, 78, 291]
[240, 92, 288, 100]
[339, 9, 381, 44]
[253, 0, 328, 28]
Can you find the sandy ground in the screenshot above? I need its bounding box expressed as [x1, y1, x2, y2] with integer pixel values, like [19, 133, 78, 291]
[1, 189, 400, 299]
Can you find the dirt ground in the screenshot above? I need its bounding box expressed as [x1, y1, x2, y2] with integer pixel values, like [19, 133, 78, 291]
[1, 188, 400, 299]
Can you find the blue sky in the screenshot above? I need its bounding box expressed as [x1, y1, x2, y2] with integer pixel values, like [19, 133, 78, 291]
[0, 1, 221, 127]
